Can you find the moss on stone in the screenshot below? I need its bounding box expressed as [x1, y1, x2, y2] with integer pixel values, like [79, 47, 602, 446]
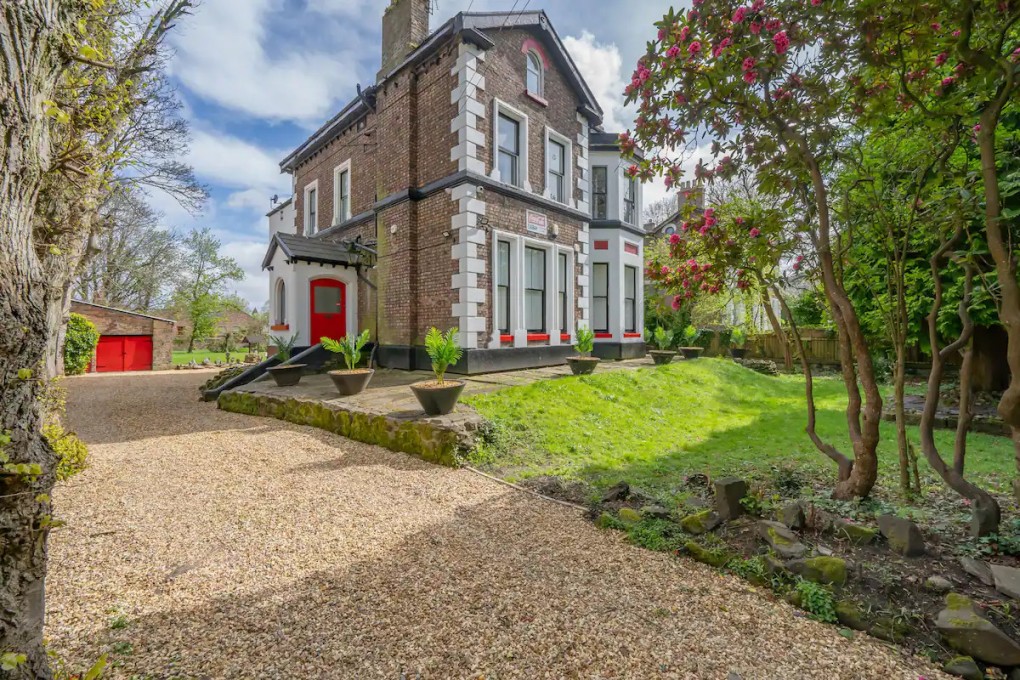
[618, 508, 642, 524]
[869, 616, 911, 643]
[834, 521, 878, 545]
[791, 556, 848, 586]
[684, 540, 733, 568]
[768, 526, 794, 546]
[680, 510, 718, 534]
[834, 600, 869, 631]
[945, 593, 973, 610]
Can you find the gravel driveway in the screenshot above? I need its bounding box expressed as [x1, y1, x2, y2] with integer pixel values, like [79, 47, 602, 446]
[46, 372, 945, 679]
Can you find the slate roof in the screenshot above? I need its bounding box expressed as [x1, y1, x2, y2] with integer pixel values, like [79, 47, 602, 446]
[262, 233, 361, 269]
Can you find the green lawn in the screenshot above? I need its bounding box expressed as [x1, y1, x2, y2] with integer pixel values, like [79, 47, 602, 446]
[465, 359, 1015, 502]
[172, 350, 232, 366]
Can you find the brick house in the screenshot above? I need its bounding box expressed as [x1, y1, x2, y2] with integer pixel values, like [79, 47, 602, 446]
[263, 1, 645, 373]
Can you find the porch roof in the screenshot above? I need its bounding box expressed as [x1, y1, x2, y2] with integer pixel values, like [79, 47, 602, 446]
[262, 233, 361, 270]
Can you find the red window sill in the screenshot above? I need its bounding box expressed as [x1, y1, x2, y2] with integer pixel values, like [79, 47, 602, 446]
[527, 333, 550, 342]
[594, 332, 613, 339]
[500, 334, 513, 344]
[560, 333, 571, 342]
[525, 91, 548, 107]
[271, 324, 290, 331]
[623, 332, 643, 339]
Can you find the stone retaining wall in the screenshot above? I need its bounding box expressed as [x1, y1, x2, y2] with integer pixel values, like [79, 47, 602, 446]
[218, 390, 478, 467]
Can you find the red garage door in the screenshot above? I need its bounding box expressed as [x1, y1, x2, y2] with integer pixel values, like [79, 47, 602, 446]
[95, 335, 153, 372]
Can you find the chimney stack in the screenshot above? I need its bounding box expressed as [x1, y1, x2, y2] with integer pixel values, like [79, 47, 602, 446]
[378, 0, 431, 80]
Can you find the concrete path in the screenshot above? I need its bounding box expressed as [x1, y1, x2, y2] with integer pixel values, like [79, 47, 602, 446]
[46, 372, 946, 679]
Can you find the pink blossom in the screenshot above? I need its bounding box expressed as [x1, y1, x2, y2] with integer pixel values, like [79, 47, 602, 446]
[743, 70, 758, 84]
[669, 232, 681, 245]
[712, 38, 732, 57]
[679, 26, 691, 42]
[766, 19, 782, 31]
[742, 56, 756, 71]
[751, 0, 765, 9]
[698, 224, 710, 235]
[810, 0, 821, 5]
[941, 76, 954, 87]
[682, 279, 691, 289]
[681, 221, 690, 232]
[749, 227, 761, 237]
[732, 7, 748, 23]
[671, 295, 682, 310]
[952, 29, 961, 37]
[749, 21, 762, 34]
[658, 27, 668, 42]
[704, 208, 715, 218]
[735, 217, 745, 225]
[935, 52, 948, 66]
[660, 265, 670, 276]
[627, 164, 639, 177]
[666, 44, 681, 59]
[688, 41, 702, 56]
[973, 123, 981, 133]
[773, 31, 790, 55]
[705, 216, 717, 227]
[931, 22, 941, 31]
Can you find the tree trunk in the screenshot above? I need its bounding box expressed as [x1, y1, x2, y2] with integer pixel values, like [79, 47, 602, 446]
[759, 286, 793, 370]
[954, 339, 975, 477]
[893, 344, 911, 495]
[976, 112, 1020, 503]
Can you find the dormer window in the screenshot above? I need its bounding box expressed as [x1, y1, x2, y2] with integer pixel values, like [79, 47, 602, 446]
[526, 51, 543, 97]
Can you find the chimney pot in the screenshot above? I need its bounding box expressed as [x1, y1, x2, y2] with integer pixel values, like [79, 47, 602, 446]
[379, 0, 431, 80]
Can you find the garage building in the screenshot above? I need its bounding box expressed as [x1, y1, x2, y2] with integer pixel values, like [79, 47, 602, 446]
[71, 301, 176, 372]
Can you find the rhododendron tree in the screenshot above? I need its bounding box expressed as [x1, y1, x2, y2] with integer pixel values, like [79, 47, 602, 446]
[853, 0, 1020, 504]
[626, 1, 884, 498]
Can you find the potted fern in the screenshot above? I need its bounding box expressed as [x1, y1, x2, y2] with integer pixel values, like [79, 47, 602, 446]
[410, 327, 465, 416]
[322, 329, 374, 396]
[679, 325, 703, 360]
[265, 334, 305, 386]
[647, 326, 676, 366]
[566, 326, 600, 375]
[730, 327, 748, 359]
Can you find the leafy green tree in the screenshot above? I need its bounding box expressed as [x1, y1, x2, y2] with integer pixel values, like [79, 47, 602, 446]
[173, 228, 244, 353]
[62, 314, 100, 376]
[0, 2, 195, 674]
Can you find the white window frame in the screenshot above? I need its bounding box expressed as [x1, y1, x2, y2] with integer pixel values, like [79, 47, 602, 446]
[274, 278, 287, 325]
[544, 127, 573, 207]
[333, 160, 352, 225]
[491, 98, 531, 192]
[526, 50, 544, 97]
[622, 173, 637, 225]
[303, 180, 319, 234]
[490, 230, 573, 347]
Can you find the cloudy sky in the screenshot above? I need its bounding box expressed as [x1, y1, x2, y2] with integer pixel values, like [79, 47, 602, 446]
[160, 0, 680, 307]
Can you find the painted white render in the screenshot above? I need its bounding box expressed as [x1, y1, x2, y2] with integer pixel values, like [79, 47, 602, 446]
[268, 199, 297, 239]
[590, 227, 644, 346]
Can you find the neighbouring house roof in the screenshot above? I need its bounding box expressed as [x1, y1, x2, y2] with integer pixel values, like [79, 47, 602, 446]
[262, 233, 363, 269]
[280, 10, 604, 173]
[71, 299, 176, 324]
[648, 186, 707, 236]
[266, 196, 293, 217]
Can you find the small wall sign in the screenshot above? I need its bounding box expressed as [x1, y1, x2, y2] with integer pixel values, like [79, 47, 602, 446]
[526, 210, 548, 236]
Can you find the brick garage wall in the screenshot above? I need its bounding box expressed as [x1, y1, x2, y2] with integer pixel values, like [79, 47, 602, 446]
[70, 302, 175, 370]
[476, 29, 584, 205]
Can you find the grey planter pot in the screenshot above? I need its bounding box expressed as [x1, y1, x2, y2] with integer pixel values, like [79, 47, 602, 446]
[649, 350, 676, 366]
[410, 380, 466, 416]
[566, 356, 600, 375]
[328, 368, 375, 396]
[680, 347, 704, 360]
[266, 364, 306, 387]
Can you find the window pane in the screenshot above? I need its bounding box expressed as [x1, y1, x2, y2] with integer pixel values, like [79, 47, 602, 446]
[525, 291, 544, 330]
[308, 188, 317, 229]
[625, 301, 635, 332]
[559, 253, 567, 292]
[625, 266, 636, 297]
[549, 141, 563, 173]
[498, 287, 509, 333]
[593, 263, 609, 296]
[525, 247, 545, 289]
[593, 167, 608, 219]
[313, 284, 341, 314]
[498, 114, 518, 153]
[497, 241, 510, 285]
[594, 302, 608, 333]
[527, 53, 541, 94]
[499, 151, 517, 186]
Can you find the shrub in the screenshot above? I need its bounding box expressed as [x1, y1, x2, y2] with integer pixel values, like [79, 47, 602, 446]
[44, 423, 89, 481]
[795, 580, 838, 623]
[424, 327, 463, 384]
[649, 326, 675, 351]
[270, 333, 299, 361]
[680, 324, 700, 346]
[64, 313, 99, 376]
[730, 327, 746, 347]
[573, 327, 595, 355]
[321, 329, 371, 370]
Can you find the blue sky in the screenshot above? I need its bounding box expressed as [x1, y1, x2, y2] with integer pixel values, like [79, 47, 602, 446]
[158, 0, 681, 307]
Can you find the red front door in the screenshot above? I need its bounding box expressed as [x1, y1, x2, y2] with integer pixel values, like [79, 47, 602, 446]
[95, 335, 153, 372]
[310, 279, 347, 344]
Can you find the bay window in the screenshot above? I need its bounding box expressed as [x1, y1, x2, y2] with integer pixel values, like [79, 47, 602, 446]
[593, 263, 609, 333]
[624, 265, 637, 332]
[524, 246, 546, 332]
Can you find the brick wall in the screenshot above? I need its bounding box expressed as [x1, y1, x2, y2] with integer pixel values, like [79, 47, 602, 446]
[70, 302, 175, 370]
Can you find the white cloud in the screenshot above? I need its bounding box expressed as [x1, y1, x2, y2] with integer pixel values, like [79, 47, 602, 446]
[219, 238, 271, 309]
[563, 31, 631, 132]
[186, 130, 289, 193]
[169, 0, 364, 122]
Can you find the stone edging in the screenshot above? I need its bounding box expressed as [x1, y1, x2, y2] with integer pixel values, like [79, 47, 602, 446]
[217, 390, 479, 467]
